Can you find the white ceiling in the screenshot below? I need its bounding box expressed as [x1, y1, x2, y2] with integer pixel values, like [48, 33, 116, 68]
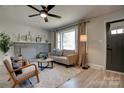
[0, 5, 124, 31]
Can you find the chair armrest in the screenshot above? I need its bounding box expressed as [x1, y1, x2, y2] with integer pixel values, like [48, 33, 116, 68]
[12, 64, 38, 72]
[67, 54, 78, 65]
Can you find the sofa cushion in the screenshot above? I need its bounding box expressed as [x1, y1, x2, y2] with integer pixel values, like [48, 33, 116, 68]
[17, 70, 35, 80]
[53, 56, 68, 65]
[63, 50, 75, 56]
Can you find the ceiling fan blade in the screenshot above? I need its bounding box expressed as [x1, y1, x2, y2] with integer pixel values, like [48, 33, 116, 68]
[44, 17, 48, 22]
[28, 14, 40, 17]
[48, 13, 61, 18]
[41, 5, 46, 10]
[47, 5, 55, 11]
[27, 5, 40, 12]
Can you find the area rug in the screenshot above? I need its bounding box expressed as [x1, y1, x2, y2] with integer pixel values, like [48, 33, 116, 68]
[0, 63, 82, 88]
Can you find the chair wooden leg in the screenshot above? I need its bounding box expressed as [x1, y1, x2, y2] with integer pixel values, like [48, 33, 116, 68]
[36, 74, 40, 83]
[12, 83, 16, 88]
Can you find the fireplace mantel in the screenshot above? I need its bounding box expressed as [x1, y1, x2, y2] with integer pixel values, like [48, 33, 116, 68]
[13, 41, 50, 44]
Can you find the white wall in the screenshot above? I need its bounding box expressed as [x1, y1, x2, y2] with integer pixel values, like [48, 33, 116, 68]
[0, 21, 51, 65]
[87, 9, 124, 69]
[0, 22, 50, 42]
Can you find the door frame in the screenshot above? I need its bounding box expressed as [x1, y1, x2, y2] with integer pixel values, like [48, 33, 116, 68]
[106, 18, 124, 70]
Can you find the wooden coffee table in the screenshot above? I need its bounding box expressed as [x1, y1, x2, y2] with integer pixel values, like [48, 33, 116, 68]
[37, 58, 53, 71]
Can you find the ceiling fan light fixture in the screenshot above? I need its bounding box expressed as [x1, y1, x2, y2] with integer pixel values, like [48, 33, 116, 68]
[28, 5, 61, 22]
[40, 13, 47, 18]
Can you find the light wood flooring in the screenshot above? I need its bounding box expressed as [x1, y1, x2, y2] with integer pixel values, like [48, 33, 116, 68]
[60, 68, 124, 88]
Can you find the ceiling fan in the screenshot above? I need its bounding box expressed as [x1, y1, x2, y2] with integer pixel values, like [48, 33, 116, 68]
[27, 5, 61, 22]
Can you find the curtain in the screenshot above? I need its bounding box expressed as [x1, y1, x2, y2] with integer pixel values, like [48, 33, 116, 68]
[77, 22, 87, 67]
[50, 31, 56, 51]
[53, 31, 56, 49]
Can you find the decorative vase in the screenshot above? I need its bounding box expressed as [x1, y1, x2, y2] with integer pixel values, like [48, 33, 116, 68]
[12, 34, 17, 42]
[26, 32, 32, 42]
[17, 33, 21, 41]
[36, 35, 42, 42]
[45, 40, 48, 43]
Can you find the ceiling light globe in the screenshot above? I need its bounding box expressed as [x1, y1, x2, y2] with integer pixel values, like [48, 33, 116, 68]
[40, 13, 47, 18]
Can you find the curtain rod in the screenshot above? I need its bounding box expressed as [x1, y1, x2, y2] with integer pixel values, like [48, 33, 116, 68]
[53, 20, 90, 31]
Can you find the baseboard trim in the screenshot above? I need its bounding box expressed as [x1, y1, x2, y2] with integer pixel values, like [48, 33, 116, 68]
[89, 63, 105, 70]
[89, 63, 124, 75]
[106, 69, 124, 75]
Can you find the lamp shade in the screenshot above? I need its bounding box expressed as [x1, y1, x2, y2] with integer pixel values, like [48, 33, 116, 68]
[80, 35, 87, 42]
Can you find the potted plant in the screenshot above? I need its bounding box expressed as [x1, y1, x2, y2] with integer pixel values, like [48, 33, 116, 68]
[0, 32, 13, 54]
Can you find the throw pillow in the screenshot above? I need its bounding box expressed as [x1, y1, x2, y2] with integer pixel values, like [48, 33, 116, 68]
[56, 49, 63, 56]
[51, 48, 57, 56]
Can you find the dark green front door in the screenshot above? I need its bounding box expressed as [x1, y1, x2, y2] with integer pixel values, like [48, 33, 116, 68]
[106, 21, 124, 73]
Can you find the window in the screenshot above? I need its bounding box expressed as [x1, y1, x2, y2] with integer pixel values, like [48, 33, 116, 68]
[111, 28, 124, 35]
[117, 29, 123, 34]
[56, 28, 76, 50]
[111, 30, 117, 34]
[62, 31, 75, 50]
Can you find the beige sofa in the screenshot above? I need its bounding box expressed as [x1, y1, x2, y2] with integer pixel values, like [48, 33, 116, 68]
[48, 49, 78, 66]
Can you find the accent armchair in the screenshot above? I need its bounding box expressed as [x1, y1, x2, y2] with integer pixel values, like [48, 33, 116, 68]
[3, 56, 40, 88]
